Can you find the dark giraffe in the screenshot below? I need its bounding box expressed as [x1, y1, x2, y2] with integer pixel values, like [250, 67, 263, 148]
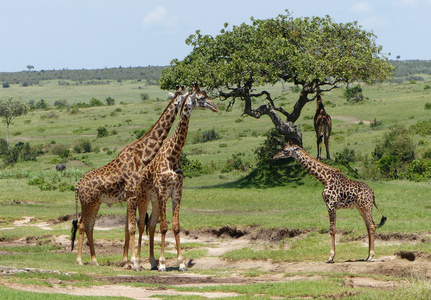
[314, 91, 332, 160]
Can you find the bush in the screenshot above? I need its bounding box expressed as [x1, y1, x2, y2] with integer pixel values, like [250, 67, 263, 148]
[221, 153, 250, 173]
[97, 127, 109, 138]
[2, 142, 39, 166]
[410, 120, 431, 135]
[371, 125, 415, 179]
[90, 98, 104, 106]
[193, 129, 221, 144]
[105, 97, 115, 106]
[134, 129, 148, 139]
[140, 93, 150, 101]
[35, 99, 49, 110]
[344, 85, 364, 103]
[54, 99, 68, 108]
[179, 152, 206, 177]
[404, 159, 431, 181]
[74, 140, 92, 153]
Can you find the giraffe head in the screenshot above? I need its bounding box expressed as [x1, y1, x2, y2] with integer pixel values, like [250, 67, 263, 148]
[172, 85, 189, 111]
[186, 83, 218, 112]
[273, 142, 300, 160]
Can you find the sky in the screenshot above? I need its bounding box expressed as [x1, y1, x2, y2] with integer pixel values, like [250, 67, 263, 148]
[1, 0, 430, 72]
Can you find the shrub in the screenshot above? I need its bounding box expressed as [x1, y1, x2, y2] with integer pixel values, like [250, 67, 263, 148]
[74, 140, 92, 153]
[410, 120, 431, 135]
[105, 97, 115, 106]
[134, 129, 148, 139]
[97, 126, 109, 138]
[221, 152, 250, 173]
[90, 98, 104, 106]
[140, 93, 150, 101]
[2, 142, 38, 166]
[35, 99, 49, 110]
[404, 159, 431, 181]
[54, 99, 68, 108]
[371, 125, 415, 179]
[179, 152, 206, 177]
[344, 85, 364, 103]
[425, 103, 431, 110]
[193, 129, 220, 144]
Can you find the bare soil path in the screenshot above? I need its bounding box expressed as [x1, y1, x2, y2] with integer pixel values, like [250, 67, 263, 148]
[1, 214, 429, 299]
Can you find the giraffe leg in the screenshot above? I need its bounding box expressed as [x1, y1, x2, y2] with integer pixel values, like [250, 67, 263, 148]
[76, 221, 85, 265]
[327, 208, 337, 263]
[358, 207, 377, 261]
[149, 197, 159, 270]
[136, 194, 149, 270]
[324, 130, 331, 160]
[172, 188, 186, 271]
[122, 210, 130, 263]
[316, 130, 323, 160]
[127, 197, 139, 270]
[77, 202, 100, 265]
[158, 197, 169, 272]
[86, 203, 101, 266]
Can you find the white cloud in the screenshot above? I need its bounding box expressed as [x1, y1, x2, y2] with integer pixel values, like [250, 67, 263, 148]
[142, 6, 167, 29]
[351, 2, 373, 13]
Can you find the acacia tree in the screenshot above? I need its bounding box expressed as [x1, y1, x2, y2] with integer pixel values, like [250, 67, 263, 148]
[159, 11, 393, 145]
[0, 97, 29, 147]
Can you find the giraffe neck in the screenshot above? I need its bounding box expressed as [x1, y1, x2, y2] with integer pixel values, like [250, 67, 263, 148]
[166, 102, 193, 163]
[295, 148, 338, 185]
[122, 94, 181, 167]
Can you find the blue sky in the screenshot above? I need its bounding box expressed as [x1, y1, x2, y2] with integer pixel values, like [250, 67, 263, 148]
[1, 0, 430, 72]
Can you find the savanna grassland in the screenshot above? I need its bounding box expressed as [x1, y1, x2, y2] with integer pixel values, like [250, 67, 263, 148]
[0, 67, 431, 299]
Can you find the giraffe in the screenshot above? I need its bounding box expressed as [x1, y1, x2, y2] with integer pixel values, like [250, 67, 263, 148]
[273, 142, 387, 263]
[71, 86, 187, 266]
[130, 83, 218, 271]
[314, 90, 332, 160]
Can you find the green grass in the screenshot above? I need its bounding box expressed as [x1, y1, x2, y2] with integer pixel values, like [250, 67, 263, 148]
[1, 78, 431, 298]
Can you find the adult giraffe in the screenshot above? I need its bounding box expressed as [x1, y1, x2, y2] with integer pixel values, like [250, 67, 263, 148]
[314, 90, 332, 160]
[71, 86, 187, 266]
[274, 142, 386, 263]
[129, 83, 218, 271]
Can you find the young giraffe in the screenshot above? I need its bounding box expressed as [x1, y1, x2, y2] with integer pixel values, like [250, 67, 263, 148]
[131, 83, 218, 271]
[71, 86, 187, 266]
[314, 90, 332, 160]
[274, 142, 387, 263]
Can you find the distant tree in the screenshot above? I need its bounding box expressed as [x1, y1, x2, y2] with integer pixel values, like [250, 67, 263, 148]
[160, 11, 393, 145]
[26, 65, 34, 71]
[0, 97, 29, 146]
[105, 97, 115, 106]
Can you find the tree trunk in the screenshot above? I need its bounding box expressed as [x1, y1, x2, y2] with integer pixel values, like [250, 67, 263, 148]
[242, 92, 303, 146]
[6, 122, 9, 148]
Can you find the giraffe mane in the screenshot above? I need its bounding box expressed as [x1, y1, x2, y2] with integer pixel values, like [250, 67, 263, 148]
[298, 147, 340, 172]
[120, 90, 184, 152]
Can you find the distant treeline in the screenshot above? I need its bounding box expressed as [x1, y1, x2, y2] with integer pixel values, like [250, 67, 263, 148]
[1, 61, 431, 87]
[390, 60, 431, 83]
[0, 66, 165, 86]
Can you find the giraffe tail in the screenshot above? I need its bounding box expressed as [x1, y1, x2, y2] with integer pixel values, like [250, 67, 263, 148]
[145, 212, 149, 235]
[71, 187, 79, 251]
[373, 196, 387, 228]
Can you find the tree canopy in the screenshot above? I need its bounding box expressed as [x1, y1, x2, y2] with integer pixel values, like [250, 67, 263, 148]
[159, 11, 394, 144]
[0, 97, 28, 146]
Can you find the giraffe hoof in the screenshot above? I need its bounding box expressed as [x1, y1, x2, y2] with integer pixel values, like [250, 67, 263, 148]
[325, 260, 335, 264]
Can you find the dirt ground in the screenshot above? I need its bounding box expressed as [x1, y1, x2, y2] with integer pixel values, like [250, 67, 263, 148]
[1, 214, 430, 299]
